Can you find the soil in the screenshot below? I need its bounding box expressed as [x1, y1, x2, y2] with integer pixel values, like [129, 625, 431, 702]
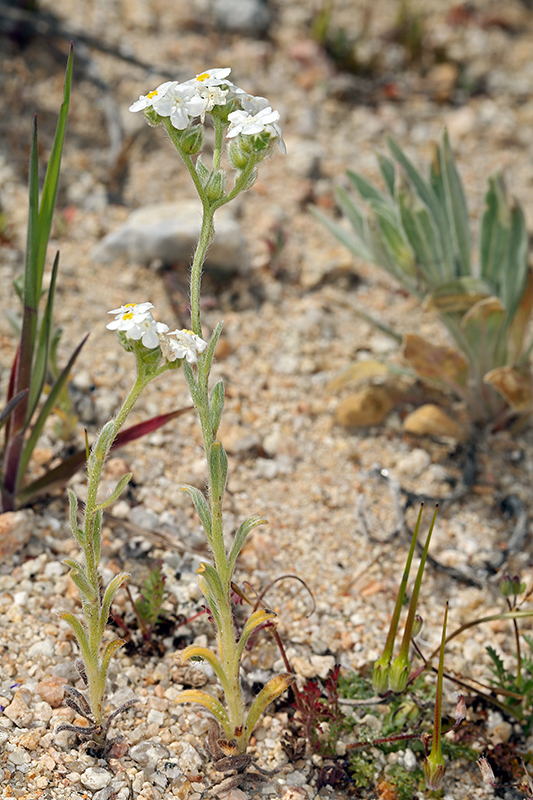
[2, 1, 533, 798]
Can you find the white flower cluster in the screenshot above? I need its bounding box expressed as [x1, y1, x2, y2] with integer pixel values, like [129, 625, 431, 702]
[107, 303, 207, 364]
[130, 67, 285, 152]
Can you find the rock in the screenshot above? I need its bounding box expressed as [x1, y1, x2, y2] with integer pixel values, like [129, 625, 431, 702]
[0, 510, 34, 561]
[36, 677, 68, 708]
[129, 741, 170, 775]
[403, 404, 465, 440]
[92, 200, 248, 273]
[396, 448, 431, 478]
[336, 386, 394, 428]
[3, 688, 33, 728]
[80, 767, 112, 791]
[17, 730, 41, 750]
[175, 740, 202, 772]
[211, 0, 271, 34]
[426, 62, 460, 103]
[28, 639, 54, 658]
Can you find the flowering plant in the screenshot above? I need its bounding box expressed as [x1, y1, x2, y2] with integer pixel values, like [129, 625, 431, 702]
[62, 67, 290, 755]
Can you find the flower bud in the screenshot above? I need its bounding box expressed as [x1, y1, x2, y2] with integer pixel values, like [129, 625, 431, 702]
[181, 124, 203, 155]
[372, 655, 390, 694]
[143, 107, 162, 127]
[389, 653, 411, 693]
[205, 169, 226, 201]
[423, 750, 446, 791]
[228, 138, 254, 170]
[500, 574, 526, 597]
[411, 614, 423, 638]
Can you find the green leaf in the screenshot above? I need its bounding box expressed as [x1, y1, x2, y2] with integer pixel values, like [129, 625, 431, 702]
[346, 169, 388, 205]
[235, 608, 277, 664]
[94, 472, 132, 511]
[0, 390, 27, 431]
[397, 179, 445, 286]
[60, 612, 90, 662]
[209, 380, 225, 438]
[100, 572, 130, 633]
[377, 151, 396, 196]
[174, 689, 231, 735]
[479, 173, 511, 289]
[63, 560, 96, 601]
[198, 320, 224, 385]
[100, 638, 125, 683]
[227, 516, 267, 577]
[36, 44, 73, 293]
[180, 644, 229, 693]
[243, 674, 294, 743]
[26, 250, 60, 423]
[209, 441, 228, 500]
[438, 130, 471, 276]
[181, 485, 212, 541]
[310, 205, 373, 262]
[335, 186, 367, 241]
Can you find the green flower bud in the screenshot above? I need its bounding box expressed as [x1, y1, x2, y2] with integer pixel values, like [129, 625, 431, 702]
[423, 749, 446, 791]
[389, 653, 411, 693]
[228, 138, 254, 170]
[181, 124, 203, 155]
[411, 614, 423, 638]
[372, 656, 390, 694]
[143, 107, 162, 127]
[500, 574, 526, 597]
[205, 169, 226, 201]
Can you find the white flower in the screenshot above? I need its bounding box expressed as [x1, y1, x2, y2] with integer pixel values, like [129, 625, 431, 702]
[227, 94, 285, 152]
[106, 302, 168, 349]
[129, 81, 174, 113]
[160, 329, 208, 364]
[151, 82, 207, 130]
[184, 68, 232, 88]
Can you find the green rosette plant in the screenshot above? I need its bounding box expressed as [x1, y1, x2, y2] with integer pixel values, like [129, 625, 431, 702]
[314, 130, 533, 426]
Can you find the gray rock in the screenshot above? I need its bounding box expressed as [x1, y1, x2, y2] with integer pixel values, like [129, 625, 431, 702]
[92, 200, 248, 273]
[212, 0, 271, 34]
[129, 741, 170, 775]
[80, 767, 112, 791]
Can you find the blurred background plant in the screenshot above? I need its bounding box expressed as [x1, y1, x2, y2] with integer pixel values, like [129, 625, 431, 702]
[314, 130, 533, 430]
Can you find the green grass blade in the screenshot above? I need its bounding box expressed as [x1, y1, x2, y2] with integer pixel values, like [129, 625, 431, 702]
[0, 390, 28, 431]
[18, 333, 88, 482]
[26, 250, 60, 422]
[36, 43, 73, 292]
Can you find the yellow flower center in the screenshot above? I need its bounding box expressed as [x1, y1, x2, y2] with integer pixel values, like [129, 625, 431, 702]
[124, 303, 136, 308]
[147, 89, 158, 99]
[122, 312, 134, 320]
[196, 73, 209, 82]
[182, 329, 194, 335]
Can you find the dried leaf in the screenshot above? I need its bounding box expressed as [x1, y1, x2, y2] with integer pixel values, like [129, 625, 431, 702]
[327, 360, 389, 393]
[403, 333, 468, 385]
[483, 366, 533, 413]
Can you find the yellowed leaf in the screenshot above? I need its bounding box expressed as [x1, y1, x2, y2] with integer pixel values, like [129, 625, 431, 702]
[327, 360, 389, 394]
[483, 366, 533, 412]
[461, 296, 505, 326]
[402, 334, 468, 385]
